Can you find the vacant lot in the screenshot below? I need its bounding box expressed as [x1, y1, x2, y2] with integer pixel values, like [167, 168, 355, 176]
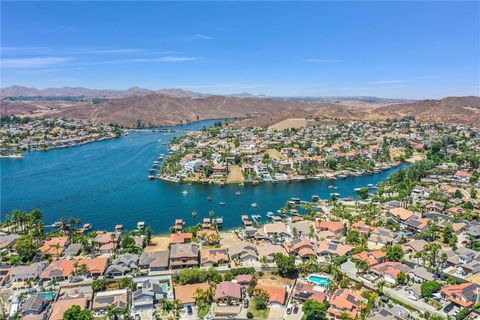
[221, 231, 240, 247]
[144, 236, 170, 252]
[226, 165, 245, 183]
[257, 272, 295, 287]
[269, 118, 307, 130]
[266, 148, 287, 161]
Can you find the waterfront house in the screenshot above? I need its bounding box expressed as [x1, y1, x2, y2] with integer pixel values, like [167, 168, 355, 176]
[200, 248, 229, 267]
[215, 281, 242, 304]
[170, 232, 193, 245]
[263, 222, 289, 240]
[139, 251, 170, 271]
[169, 243, 199, 269]
[327, 288, 364, 320]
[94, 231, 120, 254]
[39, 236, 69, 257]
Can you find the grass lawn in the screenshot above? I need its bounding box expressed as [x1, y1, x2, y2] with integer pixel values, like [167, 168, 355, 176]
[247, 306, 270, 319]
[198, 304, 210, 318]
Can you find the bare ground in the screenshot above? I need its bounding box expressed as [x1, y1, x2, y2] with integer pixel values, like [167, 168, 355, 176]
[144, 236, 170, 252]
[226, 165, 245, 183]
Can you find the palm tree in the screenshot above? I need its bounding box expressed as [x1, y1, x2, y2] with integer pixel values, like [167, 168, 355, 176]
[191, 211, 197, 225]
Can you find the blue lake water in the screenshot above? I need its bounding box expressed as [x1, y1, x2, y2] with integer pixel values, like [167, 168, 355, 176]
[1, 120, 406, 234]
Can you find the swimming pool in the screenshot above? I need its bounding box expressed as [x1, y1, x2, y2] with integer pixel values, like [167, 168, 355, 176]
[307, 275, 330, 286]
[39, 292, 55, 299]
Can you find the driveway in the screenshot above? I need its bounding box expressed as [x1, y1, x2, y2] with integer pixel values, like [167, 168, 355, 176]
[268, 305, 285, 320]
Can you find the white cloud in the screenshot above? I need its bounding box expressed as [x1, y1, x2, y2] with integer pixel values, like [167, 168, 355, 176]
[123, 56, 202, 63]
[189, 34, 213, 40]
[1, 57, 74, 69]
[368, 80, 408, 84]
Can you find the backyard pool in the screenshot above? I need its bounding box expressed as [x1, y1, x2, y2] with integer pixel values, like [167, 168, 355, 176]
[38, 292, 55, 299]
[307, 275, 331, 287]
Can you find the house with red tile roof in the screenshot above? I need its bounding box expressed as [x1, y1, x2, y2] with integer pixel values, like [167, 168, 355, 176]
[39, 237, 69, 257]
[49, 298, 89, 320]
[40, 258, 108, 280]
[94, 231, 120, 254]
[313, 221, 344, 235]
[328, 288, 365, 319]
[284, 238, 316, 259]
[291, 282, 326, 303]
[352, 250, 385, 267]
[200, 248, 229, 267]
[440, 282, 480, 308]
[256, 284, 287, 305]
[317, 240, 354, 258]
[388, 208, 415, 223]
[371, 261, 411, 285]
[170, 232, 193, 244]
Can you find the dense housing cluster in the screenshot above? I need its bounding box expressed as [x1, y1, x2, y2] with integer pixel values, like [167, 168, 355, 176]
[0, 116, 122, 157]
[1, 119, 480, 320]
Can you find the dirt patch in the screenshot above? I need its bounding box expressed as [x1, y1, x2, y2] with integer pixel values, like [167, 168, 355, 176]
[221, 231, 240, 247]
[406, 152, 426, 163]
[226, 165, 245, 183]
[144, 236, 170, 252]
[265, 149, 287, 161]
[257, 272, 295, 287]
[268, 118, 307, 130]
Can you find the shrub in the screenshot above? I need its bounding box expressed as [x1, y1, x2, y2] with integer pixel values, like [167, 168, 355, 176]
[247, 311, 254, 319]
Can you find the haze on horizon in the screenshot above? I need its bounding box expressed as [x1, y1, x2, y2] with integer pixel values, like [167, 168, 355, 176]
[1, 1, 479, 99]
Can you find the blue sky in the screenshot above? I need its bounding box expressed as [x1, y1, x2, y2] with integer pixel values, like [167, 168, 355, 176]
[1, 1, 479, 98]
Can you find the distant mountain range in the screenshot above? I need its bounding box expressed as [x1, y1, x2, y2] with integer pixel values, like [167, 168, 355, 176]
[1, 85, 479, 128]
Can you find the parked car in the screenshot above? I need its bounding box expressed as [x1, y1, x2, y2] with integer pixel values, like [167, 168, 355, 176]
[443, 303, 454, 313]
[243, 299, 249, 308]
[293, 304, 299, 314]
[286, 306, 292, 315]
[187, 305, 193, 315]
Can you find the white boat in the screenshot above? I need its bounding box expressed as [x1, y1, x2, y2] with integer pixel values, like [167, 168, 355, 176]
[137, 221, 145, 230]
[266, 212, 274, 218]
[182, 191, 188, 195]
[251, 203, 257, 208]
[354, 187, 362, 192]
[219, 201, 226, 205]
[328, 185, 334, 189]
[235, 191, 241, 195]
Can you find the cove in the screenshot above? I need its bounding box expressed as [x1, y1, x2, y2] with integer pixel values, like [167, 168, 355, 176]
[1, 119, 406, 234]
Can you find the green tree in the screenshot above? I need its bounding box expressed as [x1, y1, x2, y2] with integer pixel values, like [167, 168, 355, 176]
[145, 226, 152, 246]
[253, 288, 269, 310]
[385, 244, 404, 262]
[63, 305, 94, 320]
[274, 253, 297, 277]
[357, 187, 369, 200]
[302, 299, 328, 320]
[91, 278, 108, 292]
[420, 280, 442, 298]
[14, 235, 36, 262]
[396, 271, 407, 285]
